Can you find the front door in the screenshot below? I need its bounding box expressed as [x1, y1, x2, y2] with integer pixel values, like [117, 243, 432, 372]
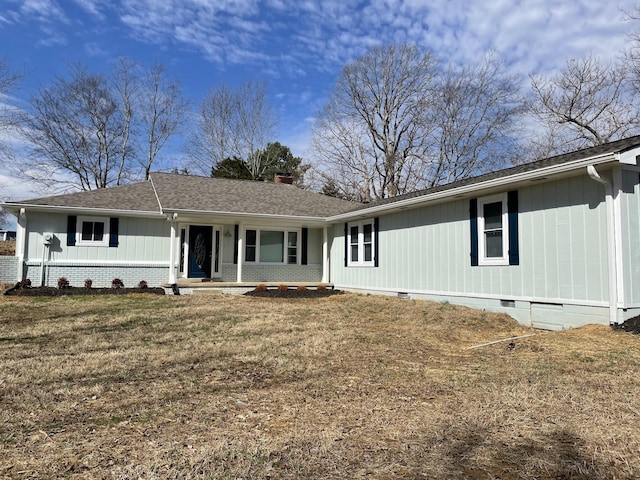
[188, 226, 213, 278]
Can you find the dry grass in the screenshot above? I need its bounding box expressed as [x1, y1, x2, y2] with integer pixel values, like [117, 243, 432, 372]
[0, 241, 15, 256]
[1, 293, 640, 479]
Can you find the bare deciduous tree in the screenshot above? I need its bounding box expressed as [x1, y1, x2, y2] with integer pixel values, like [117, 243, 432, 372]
[528, 55, 639, 153]
[139, 64, 189, 179]
[21, 61, 187, 191]
[188, 80, 277, 179]
[312, 115, 377, 201]
[313, 44, 524, 200]
[0, 58, 25, 158]
[427, 54, 524, 185]
[23, 64, 130, 190]
[313, 44, 438, 200]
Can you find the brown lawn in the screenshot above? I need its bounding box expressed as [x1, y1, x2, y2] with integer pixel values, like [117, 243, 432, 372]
[1, 292, 639, 479]
[0, 241, 15, 256]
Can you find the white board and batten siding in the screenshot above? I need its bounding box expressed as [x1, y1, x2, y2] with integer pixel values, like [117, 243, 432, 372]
[331, 173, 611, 329]
[620, 168, 640, 308]
[23, 212, 170, 287]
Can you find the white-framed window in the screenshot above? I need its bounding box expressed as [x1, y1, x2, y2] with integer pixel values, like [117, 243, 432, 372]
[76, 216, 110, 247]
[347, 219, 375, 267]
[477, 193, 509, 265]
[244, 228, 299, 264]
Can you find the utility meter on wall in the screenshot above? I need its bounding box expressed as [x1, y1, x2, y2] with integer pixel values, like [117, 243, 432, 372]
[43, 233, 54, 245]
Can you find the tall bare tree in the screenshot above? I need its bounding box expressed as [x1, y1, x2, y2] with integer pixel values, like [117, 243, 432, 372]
[138, 64, 189, 179]
[0, 58, 25, 159]
[313, 45, 525, 199]
[188, 80, 277, 179]
[23, 64, 130, 190]
[427, 54, 524, 185]
[312, 115, 377, 201]
[313, 44, 438, 200]
[528, 55, 639, 153]
[22, 61, 187, 190]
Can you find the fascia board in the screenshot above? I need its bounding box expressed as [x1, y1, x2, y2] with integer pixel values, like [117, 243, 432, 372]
[0, 203, 165, 218]
[327, 152, 620, 222]
[615, 150, 640, 165]
[165, 208, 329, 226]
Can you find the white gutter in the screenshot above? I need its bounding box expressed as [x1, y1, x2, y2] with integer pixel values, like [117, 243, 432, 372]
[165, 208, 329, 224]
[0, 203, 165, 218]
[586, 165, 618, 324]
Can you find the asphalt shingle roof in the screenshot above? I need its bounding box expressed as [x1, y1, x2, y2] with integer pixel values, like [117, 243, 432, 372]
[11, 173, 361, 218]
[13, 180, 162, 212]
[149, 172, 361, 217]
[364, 135, 640, 209]
[9, 135, 640, 218]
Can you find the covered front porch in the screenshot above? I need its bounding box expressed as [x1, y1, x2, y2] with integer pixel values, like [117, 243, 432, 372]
[165, 215, 331, 286]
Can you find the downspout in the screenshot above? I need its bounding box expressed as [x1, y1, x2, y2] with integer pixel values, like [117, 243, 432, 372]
[587, 165, 618, 324]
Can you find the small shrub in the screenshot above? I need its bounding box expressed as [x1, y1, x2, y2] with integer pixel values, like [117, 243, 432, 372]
[19, 278, 31, 289]
[277, 284, 289, 292]
[111, 278, 124, 289]
[296, 285, 308, 292]
[84, 279, 93, 289]
[254, 284, 268, 292]
[57, 277, 70, 289]
[138, 280, 148, 289]
[317, 284, 327, 292]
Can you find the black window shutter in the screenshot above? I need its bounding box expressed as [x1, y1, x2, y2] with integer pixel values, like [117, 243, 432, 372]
[344, 223, 348, 267]
[67, 215, 77, 246]
[469, 199, 478, 266]
[374, 217, 379, 267]
[301, 228, 308, 265]
[109, 218, 119, 247]
[233, 224, 239, 264]
[507, 190, 519, 265]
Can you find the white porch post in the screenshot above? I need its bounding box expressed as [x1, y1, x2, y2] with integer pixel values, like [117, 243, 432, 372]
[236, 224, 243, 283]
[321, 226, 329, 283]
[16, 208, 26, 281]
[168, 214, 177, 284]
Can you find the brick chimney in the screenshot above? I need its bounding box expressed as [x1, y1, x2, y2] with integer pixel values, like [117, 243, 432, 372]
[274, 173, 294, 184]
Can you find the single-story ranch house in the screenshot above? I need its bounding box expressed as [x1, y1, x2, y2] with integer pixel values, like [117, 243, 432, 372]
[3, 136, 640, 330]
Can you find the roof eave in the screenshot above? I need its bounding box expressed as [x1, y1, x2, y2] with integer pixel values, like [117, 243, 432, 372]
[164, 208, 331, 225]
[327, 150, 625, 222]
[1, 203, 164, 218]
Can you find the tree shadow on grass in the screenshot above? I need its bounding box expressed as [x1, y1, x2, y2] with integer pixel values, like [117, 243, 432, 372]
[416, 423, 623, 480]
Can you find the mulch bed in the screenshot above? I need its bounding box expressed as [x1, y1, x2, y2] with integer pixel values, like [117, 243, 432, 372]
[613, 315, 640, 334]
[244, 288, 343, 299]
[3, 286, 166, 296]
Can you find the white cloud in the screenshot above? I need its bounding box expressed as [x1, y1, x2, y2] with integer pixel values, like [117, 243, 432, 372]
[72, 0, 105, 18]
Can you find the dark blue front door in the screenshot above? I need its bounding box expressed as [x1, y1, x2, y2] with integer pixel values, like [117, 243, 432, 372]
[188, 226, 213, 278]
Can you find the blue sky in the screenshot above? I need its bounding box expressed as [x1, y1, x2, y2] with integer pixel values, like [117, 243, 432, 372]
[0, 0, 638, 207]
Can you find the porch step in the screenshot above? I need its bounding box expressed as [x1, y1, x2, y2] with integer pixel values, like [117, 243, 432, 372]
[191, 288, 223, 296]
